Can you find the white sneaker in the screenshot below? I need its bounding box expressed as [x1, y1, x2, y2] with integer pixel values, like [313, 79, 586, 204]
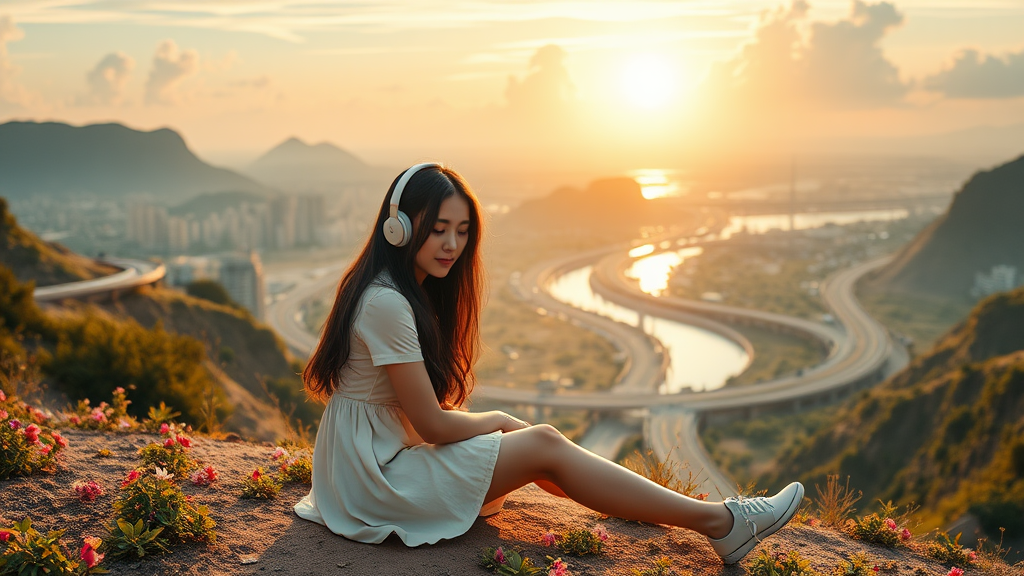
[708, 482, 804, 564]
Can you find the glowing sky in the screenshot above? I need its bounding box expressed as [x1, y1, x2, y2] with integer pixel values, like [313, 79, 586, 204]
[1, 1, 1022, 169]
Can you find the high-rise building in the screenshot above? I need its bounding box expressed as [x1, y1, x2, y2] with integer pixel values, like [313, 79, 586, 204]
[219, 251, 266, 319]
[127, 204, 169, 250]
[972, 265, 1020, 299]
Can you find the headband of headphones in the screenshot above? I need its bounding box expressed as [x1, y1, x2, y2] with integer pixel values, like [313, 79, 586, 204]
[390, 162, 441, 218]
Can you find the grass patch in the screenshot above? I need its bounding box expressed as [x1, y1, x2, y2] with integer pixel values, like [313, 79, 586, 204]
[726, 323, 827, 387]
[856, 288, 973, 351]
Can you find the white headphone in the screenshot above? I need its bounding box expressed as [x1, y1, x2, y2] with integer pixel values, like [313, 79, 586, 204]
[383, 162, 440, 247]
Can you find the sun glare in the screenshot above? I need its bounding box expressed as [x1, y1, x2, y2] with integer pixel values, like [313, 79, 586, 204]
[620, 54, 678, 110]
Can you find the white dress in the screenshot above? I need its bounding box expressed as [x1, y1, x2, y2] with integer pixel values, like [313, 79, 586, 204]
[293, 276, 504, 546]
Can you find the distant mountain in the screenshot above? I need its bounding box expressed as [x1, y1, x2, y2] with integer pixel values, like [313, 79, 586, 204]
[498, 177, 668, 233]
[868, 153, 1024, 298]
[0, 121, 272, 202]
[245, 137, 395, 192]
[768, 286, 1024, 538]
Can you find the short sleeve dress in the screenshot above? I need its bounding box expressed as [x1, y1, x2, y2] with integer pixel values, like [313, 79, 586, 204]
[293, 276, 505, 546]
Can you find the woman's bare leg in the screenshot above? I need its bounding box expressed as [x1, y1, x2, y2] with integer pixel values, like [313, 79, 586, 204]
[485, 425, 733, 538]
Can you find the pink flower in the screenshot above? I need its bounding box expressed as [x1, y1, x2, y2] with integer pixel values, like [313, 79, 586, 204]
[176, 436, 192, 448]
[0, 530, 10, 542]
[74, 481, 104, 501]
[252, 469, 262, 480]
[548, 558, 569, 576]
[121, 469, 140, 488]
[884, 518, 897, 531]
[69, 415, 81, 425]
[968, 551, 977, 562]
[51, 432, 68, 449]
[809, 518, 820, 527]
[542, 532, 557, 546]
[0, 389, 6, 401]
[39, 444, 52, 456]
[24, 423, 40, 443]
[900, 528, 912, 541]
[272, 446, 290, 460]
[118, 419, 131, 429]
[91, 410, 106, 423]
[0, 409, 7, 420]
[9, 419, 21, 430]
[80, 541, 104, 568]
[947, 568, 964, 576]
[593, 524, 609, 542]
[159, 423, 169, 434]
[494, 546, 506, 565]
[114, 387, 125, 395]
[190, 466, 218, 486]
[164, 437, 176, 448]
[873, 566, 880, 572]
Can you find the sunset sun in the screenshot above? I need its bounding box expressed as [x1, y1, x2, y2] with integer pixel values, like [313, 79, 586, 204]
[620, 54, 678, 110]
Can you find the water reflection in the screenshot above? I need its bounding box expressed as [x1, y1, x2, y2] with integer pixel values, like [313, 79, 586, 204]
[547, 266, 747, 393]
[630, 169, 685, 200]
[719, 209, 909, 237]
[625, 246, 702, 297]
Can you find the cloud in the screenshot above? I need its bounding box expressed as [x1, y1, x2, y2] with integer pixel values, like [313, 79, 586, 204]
[79, 51, 134, 106]
[504, 44, 575, 115]
[702, 1, 907, 109]
[145, 40, 198, 106]
[0, 15, 32, 109]
[924, 48, 1024, 99]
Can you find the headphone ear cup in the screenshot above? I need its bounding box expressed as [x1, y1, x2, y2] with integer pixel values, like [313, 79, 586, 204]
[383, 211, 414, 247]
[395, 211, 413, 247]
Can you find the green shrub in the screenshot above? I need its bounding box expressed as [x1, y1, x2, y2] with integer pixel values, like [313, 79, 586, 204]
[137, 435, 197, 480]
[847, 502, 910, 548]
[0, 517, 107, 575]
[277, 452, 312, 484]
[241, 468, 281, 499]
[479, 546, 543, 575]
[748, 548, 820, 576]
[0, 392, 67, 480]
[831, 552, 873, 576]
[927, 532, 975, 568]
[556, 526, 606, 556]
[113, 472, 215, 543]
[622, 449, 708, 500]
[103, 518, 168, 561]
[633, 556, 677, 576]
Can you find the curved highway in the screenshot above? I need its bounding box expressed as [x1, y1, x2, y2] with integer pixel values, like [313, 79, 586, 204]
[33, 258, 165, 302]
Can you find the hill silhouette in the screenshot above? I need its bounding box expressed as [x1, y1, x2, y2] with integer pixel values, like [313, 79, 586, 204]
[0, 121, 272, 202]
[870, 153, 1024, 298]
[768, 286, 1024, 543]
[245, 136, 393, 192]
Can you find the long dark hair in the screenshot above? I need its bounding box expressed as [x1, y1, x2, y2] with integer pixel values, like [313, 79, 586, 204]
[303, 165, 485, 409]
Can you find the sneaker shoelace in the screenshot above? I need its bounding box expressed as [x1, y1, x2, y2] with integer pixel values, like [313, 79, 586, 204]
[725, 495, 776, 541]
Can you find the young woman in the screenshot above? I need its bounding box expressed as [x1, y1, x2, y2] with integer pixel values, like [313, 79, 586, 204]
[294, 163, 804, 564]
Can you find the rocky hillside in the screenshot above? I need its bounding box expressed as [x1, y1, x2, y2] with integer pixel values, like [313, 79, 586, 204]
[0, 428, 991, 576]
[870, 153, 1024, 298]
[0, 121, 272, 202]
[0, 198, 118, 287]
[0, 203, 303, 440]
[768, 287, 1024, 540]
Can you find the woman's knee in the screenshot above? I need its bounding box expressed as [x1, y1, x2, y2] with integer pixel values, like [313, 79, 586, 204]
[526, 424, 571, 465]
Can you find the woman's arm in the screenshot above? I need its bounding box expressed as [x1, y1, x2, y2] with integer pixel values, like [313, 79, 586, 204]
[386, 361, 529, 444]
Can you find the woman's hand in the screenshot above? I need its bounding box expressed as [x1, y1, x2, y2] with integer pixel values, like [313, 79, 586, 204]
[495, 411, 530, 433]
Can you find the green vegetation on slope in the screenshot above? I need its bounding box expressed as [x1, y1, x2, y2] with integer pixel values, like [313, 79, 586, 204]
[0, 198, 117, 287]
[856, 289, 974, 351]
[725, 324, 826, 387]
[764, 287, 1024, 538]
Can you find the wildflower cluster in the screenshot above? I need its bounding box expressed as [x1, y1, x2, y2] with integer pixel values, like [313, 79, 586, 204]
[0, 389, 68, 480]
[189, 465, 219, 487]
[831, 552, 874, 576]
[0, 517, 107, 575]
[544, 524, 608, 557]
[847, 502, 913, 548]
[273, 446, 313, 484]
[137, 426, 198, 479]
[927, 532, 977, 568]
[748, 548, 819, 576]
[64, 388, 138, 431]
[480, 546, 571, 576]
[111, 466, 216, 547]
[73, 481, 105, 502]
[241, 467, 282, 499]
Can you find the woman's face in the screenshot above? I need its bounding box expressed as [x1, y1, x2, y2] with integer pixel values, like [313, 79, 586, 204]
[413, 194, 471, 284]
